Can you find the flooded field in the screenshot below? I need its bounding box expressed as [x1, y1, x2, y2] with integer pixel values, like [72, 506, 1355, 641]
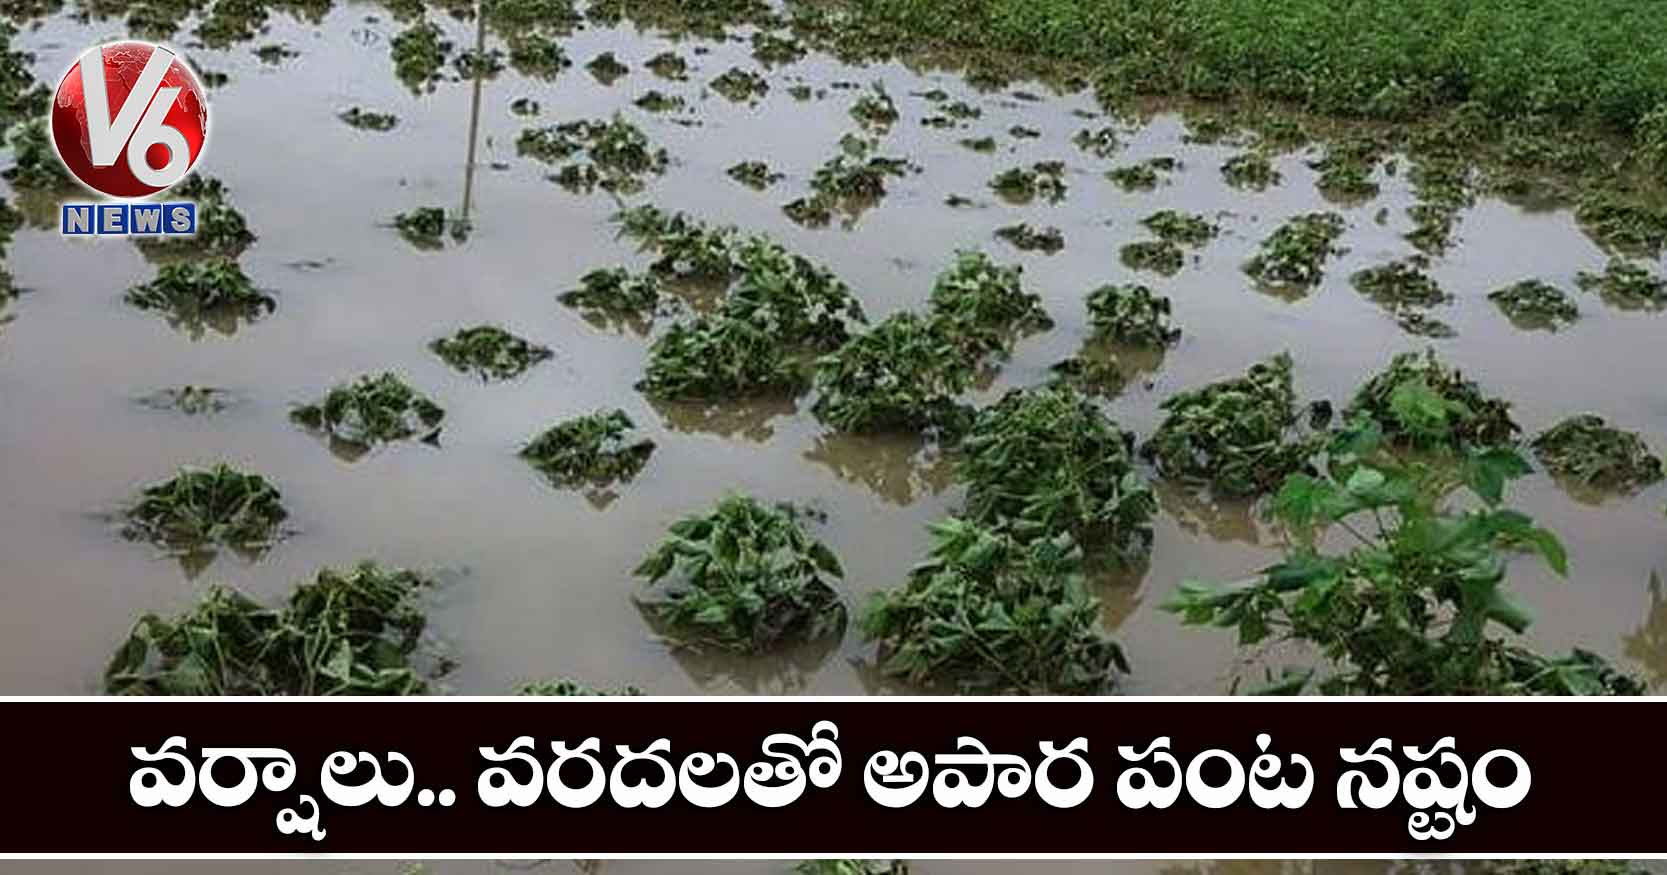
[2, 0, 1665, 694]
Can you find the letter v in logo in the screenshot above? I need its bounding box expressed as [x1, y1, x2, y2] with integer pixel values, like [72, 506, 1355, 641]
[50, 41, 209, 198]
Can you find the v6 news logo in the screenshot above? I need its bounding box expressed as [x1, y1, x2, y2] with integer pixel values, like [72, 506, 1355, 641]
[51, 41, 209, 237]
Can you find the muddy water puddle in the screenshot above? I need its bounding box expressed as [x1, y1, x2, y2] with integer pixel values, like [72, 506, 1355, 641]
[2, 4, 1665, 694]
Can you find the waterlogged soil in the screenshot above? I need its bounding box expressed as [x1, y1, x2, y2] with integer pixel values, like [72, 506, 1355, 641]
[3, 7, 1667, 695]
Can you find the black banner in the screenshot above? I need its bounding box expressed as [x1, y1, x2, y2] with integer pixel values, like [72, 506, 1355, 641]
[4, 698, 1657, 855]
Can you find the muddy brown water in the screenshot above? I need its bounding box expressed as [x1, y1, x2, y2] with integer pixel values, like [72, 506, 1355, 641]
[2, 5, 1665, 695]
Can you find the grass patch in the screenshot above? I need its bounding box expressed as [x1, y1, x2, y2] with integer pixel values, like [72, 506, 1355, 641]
[1086, 282, 1179, 347]
[1245, 211, 1346, 289]
[122, 463, 288, 557]
[106, 561, 436, 695]
[124, 258, 274, 336]
[861, 519, 1128, 694]
[291, 372, 446, 450]
[1142, 353, 1324, 497]
[521, 409, 656, 493]
[429, 325, 553, 381]
[1489, 279, 1580, 331]
[1531, 415, 1663, 494]
[1346, 349, 1519, 450]
[634, 494, 846, 652]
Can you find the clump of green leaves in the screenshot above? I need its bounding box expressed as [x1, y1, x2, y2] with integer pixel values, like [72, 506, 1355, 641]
[751, 31, 805, 65]
[135, 175, 257, 258]
[645, 50, 687, 80]
[726, 160, 783, 189]
[1575, 259, 1667, 310]
[1119, 239, 1185, 275]
[1222, 152, 1281, 190]
[1142, 353, 1323, 497]
[1489, 279, 1580, 331]
[1165, 415, 1643, 696]
[1072, 126, 1119, 158]
[634, 90, 684, 112]
[1105, 157, 1177, 191]
[521, 409, 656, 490]
[794, 863, 908, 875]
[1346, 349, 1519, 450]
[429, 325, 552, 381]
[138, 386, 233, 416]
[637, 317, 805, 400]
[724, 235, 867, 349]
[292, 372, 445, 449]
[1309, 137, 1383, 200]
[1351, 259, 1451, 308]
[517, 679, 643, 695]
[612, 206, 737, 279]
[634, 495, 846, 652]
[811, 312, 977, 437]
[1531, 415, 1663, 494]
[122, 464, 288, 556]
[994, 223, 1064, 253]
[958, 384, 1155, 558]
[339, 107, 399, 131]
[788, 139, 913, 226]
[506, 34, 571, 79]
[393, 206, 466, 248]
[849, 83, 898, 129]
[711, 66, 768, 102]
[543, 115, 669, 194]
[391, 22, 450, 93]
[959, 135, 997, 153]
[927, 250, 1053, 355]
[861, 519, 1128, 693]
[1086, 283, 1179, 347]
[106, 562, 438, 695]
[1245, 212, 1347, 288]
[584, 50, 629, 84]
[124, 258, 274, 336]
[2, 119, 70, 189]
[989, 162, 1067, 203]
[559, 267, 665, 324]
[1141, 210, 1218, 246]
[517, 125, 584, 163]
[1574, 190, 1667, 255]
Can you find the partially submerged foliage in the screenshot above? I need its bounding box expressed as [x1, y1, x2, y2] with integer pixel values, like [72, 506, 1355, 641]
[1574, 191, 1667, 256]
[849, 83, 899, 129]
[726, 160, 783, 189]
[989, 162, 1067, 203]
[340, 107, 398, 131]
[291, 373, 446, 449]
[584, 50, 629, 85]
[1222, 152, 1281, 189]
[392, 206, 466, 248]
[811, 312, 977, 437]
[124, 258, 274, 336]
[862, 519, 1128, 694]
[926, 250, 1052, 355]
[138, 386, 233, 416]
[1086, 283, 1180, 347]
[1531, 415, 1663, 494]
[521, 409, 656, 491]
[1141, 210, 1218, 246]
[1072, 126, 1119, 158]
[1119, 239, 1185, 275]
[1351, 259, 1451, 310]
[390, 22, 450, 93]
[994, 223, 1064, 253]
[645, 50, 687, 80]
[1575, 259, 1667, 310]
[710, 66, 768, 102]
[637, 317, 805, 400]
[1245, 212, 1346, 288]
[541, 115, 669, 194]
[559, 267, 665, 324]
[1105, 157, 1177, 191]
[1166, 416, 1642, 696]
[1346, 349, 1518, 450]
[1308, 136, 1383, 200]
[1489, 279, 1580, 331]
[136, 174, 256, 257]
[958, 385, 1156, 558]
[2, 120, 70, 189]
[1142, 353, 1323, 497]
[106, 562, 437, 695]
[634, 495, 846, 653]
[429, 325, 552, 381]
[122, 464, 288, 557]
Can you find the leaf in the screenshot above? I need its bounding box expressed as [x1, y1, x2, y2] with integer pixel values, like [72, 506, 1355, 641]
[1464, 446, 1532, 505]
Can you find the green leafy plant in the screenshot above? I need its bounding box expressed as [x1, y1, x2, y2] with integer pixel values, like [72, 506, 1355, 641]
[1245, 212, 1347, 288]
[726, 160, 783, 189]
[794, 863, 909, 875]
[1309, 136, 1383, 199]
[1072, 126, 1119, 158]
[710, 66, 768, 102]
[559, 267, 666, 324]
[637, 317, 805, 400]
[2, 120, 71, 189]
[723, 235, 866, 349]
[1165, 415, 1643, 696]
[429, 325, 552, 381]
[1086, 283, 1179, 347]
[926, 250, 1052, 356]
[122, 464, 288, 556]
[1222, 152, 1281, 189]
[106, 562, 437, 695]
[1346, 349, 1519, 450]
[392, 206, 465, 248]
[544, 115, 669, 194]
[124, 258, 274, 336]
[1574, 190, 1667, 255]
[810, 313, 977, 437]
[634, 495, 846, 652]
[958, 384, 1155, 558]
[1105, 157, 1177, 191]
[989, 162, 1067, 203]
[645, 51, 688, 80]
[1575, 259, 1667, 310]
[861, 519, 1128, 693]
[1141, 210, 1218, 246]
[1142, 353, 1324, 497]
[849, 83, 899, 128]
[1489, 279, 1580, 330]
[390, 22, 450, 93]
[751, 31, 806, 65]
[291, 372, 446, 449]
[634, 90, 684, 112]
[521, 409, 656, 490]
[584, 50, 629, 84]
[1351, 259, 1450, 308]
[1120, 239, 1185, 275]
[994, 223, 1064, 253]
[1531, 415, 1663, 494]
